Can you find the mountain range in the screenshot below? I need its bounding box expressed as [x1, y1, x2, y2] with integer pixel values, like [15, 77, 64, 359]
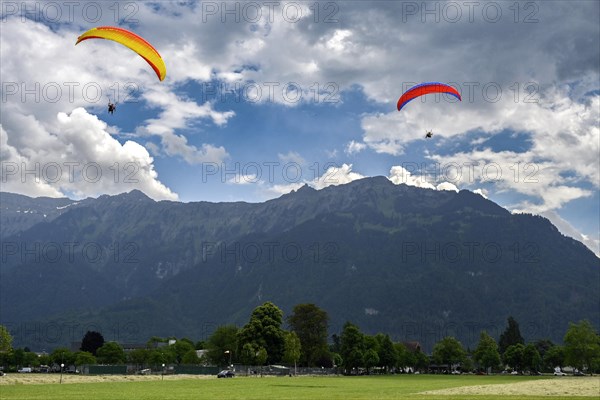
[1, 177, 598, 351]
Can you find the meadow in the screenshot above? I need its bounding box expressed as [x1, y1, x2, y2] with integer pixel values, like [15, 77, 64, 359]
[1, 374, 598, 400]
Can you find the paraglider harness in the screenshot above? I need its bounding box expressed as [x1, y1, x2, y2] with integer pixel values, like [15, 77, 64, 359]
[108, 101, 117, 114]
[425, 130, 433, 139]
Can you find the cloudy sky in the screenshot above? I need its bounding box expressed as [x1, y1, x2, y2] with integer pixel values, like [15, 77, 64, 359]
[1, 1, 598, 253]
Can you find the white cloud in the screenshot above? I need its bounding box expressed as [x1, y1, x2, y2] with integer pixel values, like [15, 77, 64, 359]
[131, 1, 599, 219]
[278, 151, 306, 165]
[144, 142, 162, 157]
[2, 2, 598, 253]
[540, 210, 599, 257]
[312, 164, 365, 190]
[0, 125, 63, 198]
[345, 140, 367, 155]
[263, 163, 364, 196]
[227, 173, 262, 185]
[436, 182, 459, 192]
[325, 29, 353, 52]
[263, 182, 305, 197]
[388, 166, 435, 189]
[160, 41, 212, 83]
[388, 165, 460, 193]
[134, 89, 233, 164]
[1, 108, 177, 200]
[429, 147, 595, 214]
[158, 134, 229, 165]
[0, 18, 234, 170]
[473, 188, 488, 199]
[364, 85, 600, 220]
[325, 149, 339, 158]
[11, 2, 596, 114]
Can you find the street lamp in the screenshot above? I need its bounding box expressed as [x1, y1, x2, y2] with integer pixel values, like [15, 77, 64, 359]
[224, 350, 232, 368]
[161, 363, 165, 381]
[60, 363, 64, 384]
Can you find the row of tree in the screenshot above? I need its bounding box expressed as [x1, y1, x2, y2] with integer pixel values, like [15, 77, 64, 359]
[1, 303, 599, 374]
[335, 318, 599, 375]
[0, 340, 126, 369]
[333, 321, 428, 374]
[204, 302, 326, 371]
[0, 330, 206, 370]
[205, 305, 599, 375]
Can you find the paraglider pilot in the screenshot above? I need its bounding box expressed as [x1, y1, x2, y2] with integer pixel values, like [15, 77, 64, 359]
[108, 101, 116, 114]
[425, 131, 433, 139]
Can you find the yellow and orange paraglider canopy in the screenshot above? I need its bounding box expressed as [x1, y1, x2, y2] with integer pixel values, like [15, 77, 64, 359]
[76, 26, 166, 81]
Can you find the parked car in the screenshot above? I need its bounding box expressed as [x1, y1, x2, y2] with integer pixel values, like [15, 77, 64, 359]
[451, 370, 461, 375]
[553, 370, 566, 376]
[18, 367, 32, 373]
[217, 370, 235, 378]
[573, 370, 585, 376]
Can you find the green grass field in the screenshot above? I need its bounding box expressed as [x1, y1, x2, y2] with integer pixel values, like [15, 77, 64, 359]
[1, 375, 597, 400]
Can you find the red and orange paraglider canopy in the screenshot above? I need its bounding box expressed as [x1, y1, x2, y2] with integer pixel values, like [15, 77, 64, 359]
[397, 82, 461, 111]
[76, 26, 166, 81]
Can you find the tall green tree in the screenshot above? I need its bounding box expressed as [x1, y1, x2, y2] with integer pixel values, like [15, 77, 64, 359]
[498, 317, 524, 355]
[522, 343, 542, 372]
[362, 349, 379, 375]
[503, 343, 525, 371]
[564, 320, 600, 375]
[96, 342, 126, 364]
[282, 331, 301, 375]
[38, 354, 51, 367]
[207, 325, 239, 366]
[330, 334, 341, 354]
[543, 345, 565, 371]
[50, 347, 75, 366]
[172, 339, 196, 364]
[462, 354, 474, 372]
[238, 302, 286, 364]
[128, 348, 149, 368]
[339, 322, 365, 374]
[11, 348, 26, 368]
[12, 349, 39, 368]
[432, 337, 466, 372]
[0, 325, 12, 369]
[181, 349, 200, 364]
[0, 325, 13, 353]
[74, 351, 97, 366]
[363, 335, 379, 374]
[473, 331, 501, 372]
[332, 353, 343, 369]
[394, 343, 413, 371]
[287, 303, 330, 367]
[80, 331, 105, 356]
[533, 339, 554, 360]
[414, 350, 429, 372]
[240, 343, 257, 366]
[256, 347, 268, 376]
[195, 340, 207, 350]
[374, 334, 397, 373]
[147, 347, 176, 366]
